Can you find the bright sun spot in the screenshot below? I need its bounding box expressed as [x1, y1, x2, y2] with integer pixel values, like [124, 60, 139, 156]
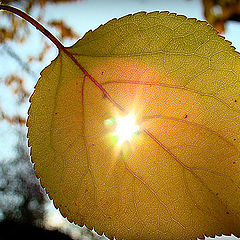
[114, 113, 139, 146]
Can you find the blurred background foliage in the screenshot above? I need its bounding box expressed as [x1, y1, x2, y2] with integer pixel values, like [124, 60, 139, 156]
[202, 0, 240, 33]
[0, 0, 79, 125]
[0, 130, 45, 224]
[0, 0, 240, 239]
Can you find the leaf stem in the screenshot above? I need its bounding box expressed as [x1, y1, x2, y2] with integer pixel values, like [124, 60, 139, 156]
[0, 4, 64, 51]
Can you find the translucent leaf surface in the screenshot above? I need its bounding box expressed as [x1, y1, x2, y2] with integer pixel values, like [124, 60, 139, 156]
[27, 11, 240, 240]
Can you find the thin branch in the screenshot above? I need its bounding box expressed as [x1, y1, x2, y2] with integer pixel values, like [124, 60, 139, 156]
[0, 4, 64, 51]
[1, 43, 37, 78]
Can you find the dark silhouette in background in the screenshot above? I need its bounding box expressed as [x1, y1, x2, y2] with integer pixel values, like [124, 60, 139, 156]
[0, 220, 74, 240]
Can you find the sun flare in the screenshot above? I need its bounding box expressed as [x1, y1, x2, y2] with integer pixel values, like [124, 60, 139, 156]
[115, 113, 139, 146]
[105, 113, 140, 147]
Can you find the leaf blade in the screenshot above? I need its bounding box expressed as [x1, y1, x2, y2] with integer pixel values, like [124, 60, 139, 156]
[28, 11, 240, 240]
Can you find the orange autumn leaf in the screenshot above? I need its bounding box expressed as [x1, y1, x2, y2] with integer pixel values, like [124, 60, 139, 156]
[27, 12, 240, 240]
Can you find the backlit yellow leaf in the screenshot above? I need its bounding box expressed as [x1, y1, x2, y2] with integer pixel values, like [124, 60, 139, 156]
[27, 11, 240, 240]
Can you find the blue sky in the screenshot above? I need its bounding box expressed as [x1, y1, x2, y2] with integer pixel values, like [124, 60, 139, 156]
[0, 0, 240, 239]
